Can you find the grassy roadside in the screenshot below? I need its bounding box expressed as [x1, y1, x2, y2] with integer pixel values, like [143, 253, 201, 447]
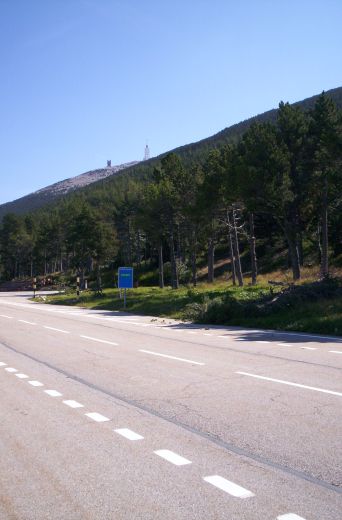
[36, 278, 342, 336]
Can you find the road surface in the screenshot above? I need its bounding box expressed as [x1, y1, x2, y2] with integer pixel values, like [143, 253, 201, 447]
[0, 292, 341, 519]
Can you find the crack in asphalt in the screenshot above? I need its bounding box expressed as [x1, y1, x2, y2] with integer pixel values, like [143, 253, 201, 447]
[1, 339, 341, 497]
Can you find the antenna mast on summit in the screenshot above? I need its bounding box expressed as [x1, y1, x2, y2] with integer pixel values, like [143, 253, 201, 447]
[144, 143, 150, 161]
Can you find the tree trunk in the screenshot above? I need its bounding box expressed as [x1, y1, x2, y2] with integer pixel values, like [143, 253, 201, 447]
[169, 230, 179, 289]
[191, 231, 197, 287]
[249, 212, 257, 285]
[284, 222, 301, 280]
[321, 176, 329, 277]
[232, 209, 244, 286]
[158, 242, 164, 289]
[207, 236, 215, 283]
[96, 264, 102, 293]
[297, 231, 304, 267]
[227, 213, 236, 285]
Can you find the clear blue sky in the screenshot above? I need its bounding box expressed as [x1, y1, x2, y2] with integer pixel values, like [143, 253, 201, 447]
[1, 0, 341, 204]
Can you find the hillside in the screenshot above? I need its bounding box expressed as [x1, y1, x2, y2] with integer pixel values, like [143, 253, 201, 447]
[0, 86, 341, 219]
[0, 161, 139, 219]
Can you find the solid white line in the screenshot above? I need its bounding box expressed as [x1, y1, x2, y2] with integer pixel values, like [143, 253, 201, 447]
[154, 450, 192, 466]
[114, 428, 144, 441]
[236, 371, 342, 397]
[203, 475, 254, 498]
[18, 320, 36, 325]
[329, 350, 342, 354]
[0, 314, 13, 319]
[218, 335, 227, 338]
[28, 380, 44, 387]
[63, 400, 84, 408]
[80, 335, 118, 346]
[5, 367, 18, 373]
[0, 362, 7, 366]
[43, 326, 70, 334]
[15, 373, 29, 379]
[277, 514, 307, 520]
[45, 390, 62, 397]
[139, 349, 205, 366]
[85, 412, 110, 422]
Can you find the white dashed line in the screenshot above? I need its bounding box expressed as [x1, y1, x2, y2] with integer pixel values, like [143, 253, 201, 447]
[277, 514, 307, 520]
[139, 350, 205, 366]
[256, 340, 270, 344]
[0, 362, 7, 366]
[203, 475, 254, 498]
[0, 314, 13, 318]
[5, 367, 18, 373]
[28, 380, 44, 387]
[18, 320, 36, 325]
[45, 390, 62, 397]
[204, 333, 213, 336]
[15, 373, 29, 379]
[329, 350, 342, 354]
[301, 347, 317, 350]
[218, 335, 227, 338]
[85, 412, 110, 422]
[236, 371, 342, 397]
[154, 450, 192, 466]
[43, 326, 70, 334]
[278, 343, 293, 347]
[80, 335, 118, 346]
[115, 428, 144, 441]
[187, 331, 197, 334]
[63, 400, 84, 408]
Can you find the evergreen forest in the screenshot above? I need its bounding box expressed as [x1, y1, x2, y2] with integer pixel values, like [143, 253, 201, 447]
[0, 92, 342, 333]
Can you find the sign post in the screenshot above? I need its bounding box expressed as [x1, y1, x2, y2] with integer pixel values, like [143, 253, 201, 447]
[118, 267, 133, 309]
[76, 276, 80, 298]
[33, 277, 37, 298]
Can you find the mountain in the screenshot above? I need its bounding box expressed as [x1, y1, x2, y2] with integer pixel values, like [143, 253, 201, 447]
[0, 161, 139, 218]
[1, 86, 341, 220]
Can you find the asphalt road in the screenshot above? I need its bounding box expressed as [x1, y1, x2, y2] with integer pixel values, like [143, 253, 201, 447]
[0, 291, 341, 520]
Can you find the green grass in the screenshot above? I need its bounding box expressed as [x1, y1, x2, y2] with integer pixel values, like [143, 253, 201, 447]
[36, 279, 342, 336]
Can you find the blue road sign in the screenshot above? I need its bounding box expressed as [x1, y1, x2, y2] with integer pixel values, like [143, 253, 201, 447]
[118, 267, 134, 289]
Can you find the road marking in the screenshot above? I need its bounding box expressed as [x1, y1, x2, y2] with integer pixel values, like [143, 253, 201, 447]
[236, 371, 342, 397]
[329, 350, 342, 354]
[80, 335, 118, 346]
[0, 362, 7, 366]
[277, 514, 307, 520]
[28, 380, 44, 387]
[204, 333, 213, 336]
[43, 326, 70, 334]
[85, 412, 110, 422]
[301, 347, 317, 350]
[5, 367, 18, 373]
[45, 390, 62, 397]
[187, 331, 197, 334]
[15, 373, 29, 379]
[203, 475, 254, 498]
[115, 428, 144, 441]
[154, 450, 192, 466]
[18, 320, 36, 325]
[256, 340, 270, 344]
[0, 314, 13, 319]
[63, 400, 84, 408]
[278, 343, 293, 347]
[139, 349, 205, 366]
[218, 335, 227, 338]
